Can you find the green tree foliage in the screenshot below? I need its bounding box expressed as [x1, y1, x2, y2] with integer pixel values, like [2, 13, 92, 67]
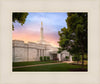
[12, 12, 28, 30]
[72, 55, 81, 64]
[58, 13, 88, 66]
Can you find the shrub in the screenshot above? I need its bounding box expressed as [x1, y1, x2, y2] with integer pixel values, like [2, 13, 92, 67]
[65, 56, 69, 60]
[47, 56, 50, 61]
[44, 56, 47, 61]
[40, 56, 43, 61]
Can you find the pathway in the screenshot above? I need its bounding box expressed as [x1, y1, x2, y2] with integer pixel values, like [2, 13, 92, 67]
[13, 62, 62, 69]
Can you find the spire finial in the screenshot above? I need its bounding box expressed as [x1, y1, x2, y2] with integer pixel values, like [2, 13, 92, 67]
[41, 21, 43, 27]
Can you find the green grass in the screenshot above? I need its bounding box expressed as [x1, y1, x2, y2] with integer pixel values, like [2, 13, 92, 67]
[13, 63, 87, 71]
[13, 61, 58, 67]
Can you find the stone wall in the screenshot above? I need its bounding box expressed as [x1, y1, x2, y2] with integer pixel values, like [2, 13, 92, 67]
[13, 40, 72, 62]
[13, 40, 28, 62]
[13, 40, 48, 62]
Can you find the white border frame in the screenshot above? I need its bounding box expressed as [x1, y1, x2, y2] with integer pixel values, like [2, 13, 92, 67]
[0, 0, 100, 84]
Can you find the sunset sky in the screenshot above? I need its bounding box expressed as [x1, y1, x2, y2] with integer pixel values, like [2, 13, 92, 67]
[12, 12, 68, 47]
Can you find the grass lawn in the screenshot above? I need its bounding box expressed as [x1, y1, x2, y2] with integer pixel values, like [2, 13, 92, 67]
[13, 61, 58, 67]
[13, 63, 87, 71]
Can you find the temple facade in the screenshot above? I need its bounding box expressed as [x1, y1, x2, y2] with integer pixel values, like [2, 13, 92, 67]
[13, 22, 72, 62]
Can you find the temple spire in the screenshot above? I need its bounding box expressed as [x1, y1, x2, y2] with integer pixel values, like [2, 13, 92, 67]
[40, 21, 43, 41]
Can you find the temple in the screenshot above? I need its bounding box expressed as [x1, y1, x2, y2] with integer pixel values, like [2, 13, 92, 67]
[13, 22, 72, 62]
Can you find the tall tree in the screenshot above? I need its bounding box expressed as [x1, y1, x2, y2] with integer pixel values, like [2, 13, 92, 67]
[12, 12, 28, 30]
[58, 13, 88, 67]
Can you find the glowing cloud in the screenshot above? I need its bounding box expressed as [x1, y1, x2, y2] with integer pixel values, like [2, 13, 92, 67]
[13, 12, 67, 47]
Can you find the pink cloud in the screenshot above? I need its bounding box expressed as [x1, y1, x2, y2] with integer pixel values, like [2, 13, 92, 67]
[13, 23, 59, 47]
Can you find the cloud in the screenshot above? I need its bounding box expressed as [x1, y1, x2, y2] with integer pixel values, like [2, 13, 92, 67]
[13, 12, 68, 46]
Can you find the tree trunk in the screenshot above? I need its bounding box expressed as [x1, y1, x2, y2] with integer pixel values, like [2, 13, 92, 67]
[82, 54, 84, 68]
[77, 61, 78, 64]
[81, 47, 84, 68]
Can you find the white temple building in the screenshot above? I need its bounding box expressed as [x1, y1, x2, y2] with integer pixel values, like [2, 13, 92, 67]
[13, 22, 72, 62]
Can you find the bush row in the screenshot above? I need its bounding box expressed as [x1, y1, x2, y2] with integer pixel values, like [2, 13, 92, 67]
[40, 56, 50, 61]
